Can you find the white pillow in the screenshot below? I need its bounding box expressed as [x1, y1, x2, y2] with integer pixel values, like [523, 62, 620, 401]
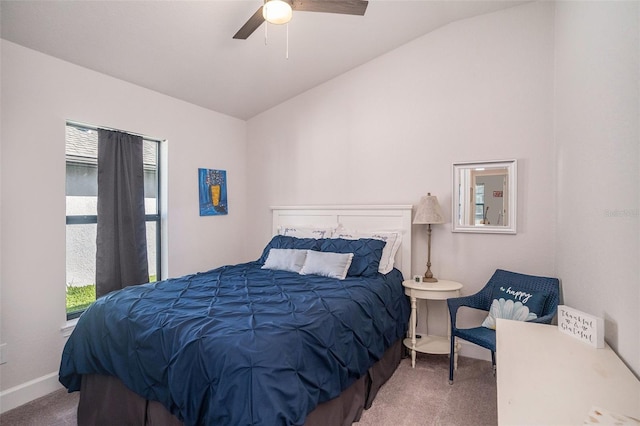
[261, 248, 308, 273]
[332, 230, 402, 274]
[278, 226, 334, 239]
[299, 250, 354, 280]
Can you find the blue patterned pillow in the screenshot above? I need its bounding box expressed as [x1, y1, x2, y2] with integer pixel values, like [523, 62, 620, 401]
[481, 283, 548, 330]
[258, 236, 322, 264]
[319, 238, 386, 277]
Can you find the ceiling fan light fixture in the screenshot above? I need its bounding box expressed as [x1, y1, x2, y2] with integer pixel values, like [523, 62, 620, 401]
[263, 0, 293, 25]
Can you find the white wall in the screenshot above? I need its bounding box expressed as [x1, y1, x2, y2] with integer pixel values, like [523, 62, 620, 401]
[0, 40, 248, 409]
[554, 1, 640, 375]
[246, 2, 557, 348]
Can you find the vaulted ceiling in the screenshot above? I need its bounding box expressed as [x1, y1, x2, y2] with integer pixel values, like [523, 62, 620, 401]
[1, 1, 524, 120]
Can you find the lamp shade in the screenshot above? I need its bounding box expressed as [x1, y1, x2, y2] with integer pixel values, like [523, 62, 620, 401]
[413, 193, 445, 225]
[263, 0, 293, 24]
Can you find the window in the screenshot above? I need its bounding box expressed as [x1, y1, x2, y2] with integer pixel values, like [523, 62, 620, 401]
[65, 123, 161, 320]
[475, 183, 485, 225]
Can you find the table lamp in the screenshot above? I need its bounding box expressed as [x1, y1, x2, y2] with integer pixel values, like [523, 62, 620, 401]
[413, 193, 445, 282]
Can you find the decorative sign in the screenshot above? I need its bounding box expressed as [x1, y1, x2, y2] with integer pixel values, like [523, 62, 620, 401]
[557, 305, 604, 348]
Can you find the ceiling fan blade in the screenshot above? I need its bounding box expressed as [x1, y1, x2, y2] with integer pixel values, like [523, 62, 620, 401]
[292, 0, 368, 16]
[233, 6, 265, 40]
[233, 0, 368, 39]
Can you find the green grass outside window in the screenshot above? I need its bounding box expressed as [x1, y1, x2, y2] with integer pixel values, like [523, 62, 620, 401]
[66, 275, 157, 315]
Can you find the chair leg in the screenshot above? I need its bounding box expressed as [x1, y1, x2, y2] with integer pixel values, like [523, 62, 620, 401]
[491, 351, 496, 377]
[448, 335, 455, 385]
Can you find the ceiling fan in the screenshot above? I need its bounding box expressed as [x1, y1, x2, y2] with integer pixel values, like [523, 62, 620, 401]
[233, 0, 369, 40]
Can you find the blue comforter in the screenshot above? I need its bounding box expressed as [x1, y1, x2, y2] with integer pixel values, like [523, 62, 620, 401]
[59, 262, 409, 425]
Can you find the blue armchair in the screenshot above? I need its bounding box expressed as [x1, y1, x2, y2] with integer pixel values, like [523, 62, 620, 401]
[446, 269, 560, 384]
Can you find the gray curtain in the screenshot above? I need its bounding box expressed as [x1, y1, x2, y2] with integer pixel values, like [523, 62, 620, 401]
[96, 129, 149, 298]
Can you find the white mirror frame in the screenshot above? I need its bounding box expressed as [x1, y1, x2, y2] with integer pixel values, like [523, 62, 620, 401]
[452, 159, 517, 234]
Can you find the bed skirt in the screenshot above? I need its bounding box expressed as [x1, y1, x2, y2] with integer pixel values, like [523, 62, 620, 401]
[77, 338, 403, 426]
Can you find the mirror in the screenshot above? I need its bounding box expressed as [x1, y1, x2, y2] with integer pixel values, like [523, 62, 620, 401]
[452, 160, 517, 234]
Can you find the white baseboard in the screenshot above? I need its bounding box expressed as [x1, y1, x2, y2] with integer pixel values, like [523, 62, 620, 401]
[0, 372, 64, 414]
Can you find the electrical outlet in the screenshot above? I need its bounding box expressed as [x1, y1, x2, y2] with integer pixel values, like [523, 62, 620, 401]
[0, 343, 7, 364]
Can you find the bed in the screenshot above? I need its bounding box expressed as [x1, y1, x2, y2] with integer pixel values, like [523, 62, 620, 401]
[59, 205, 413, 425]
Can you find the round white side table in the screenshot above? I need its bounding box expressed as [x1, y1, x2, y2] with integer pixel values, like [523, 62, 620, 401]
[402, 279, 463, 368]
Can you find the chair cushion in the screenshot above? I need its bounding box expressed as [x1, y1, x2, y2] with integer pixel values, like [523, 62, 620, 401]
[481, 283, 548, 330]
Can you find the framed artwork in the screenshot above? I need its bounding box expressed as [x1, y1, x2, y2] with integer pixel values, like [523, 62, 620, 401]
[198, 168, 228, 216]
[493, 191, 503, 198]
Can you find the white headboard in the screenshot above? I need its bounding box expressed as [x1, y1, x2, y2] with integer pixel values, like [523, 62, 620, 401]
[271, 205, 413, 279]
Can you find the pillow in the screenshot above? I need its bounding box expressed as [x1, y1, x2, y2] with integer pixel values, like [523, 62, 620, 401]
[481, 284, 549, 330]
[320, 238, 386, 277]
[261, 248, 308, 273]
[278, 226, 334, 239]
[258, 235, 323, 263]
[333, 229, 402, 274]
[299, 250, 354, 280]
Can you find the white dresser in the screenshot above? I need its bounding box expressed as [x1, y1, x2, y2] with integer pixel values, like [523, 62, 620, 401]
[496, 319, 640, 425]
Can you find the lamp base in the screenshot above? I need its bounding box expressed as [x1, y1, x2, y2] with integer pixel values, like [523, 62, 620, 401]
[423, 277, 438, 283]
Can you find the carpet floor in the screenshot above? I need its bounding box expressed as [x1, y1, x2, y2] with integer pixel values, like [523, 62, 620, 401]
[357, 353, 497, 425]
[0, 353, 496, 425]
